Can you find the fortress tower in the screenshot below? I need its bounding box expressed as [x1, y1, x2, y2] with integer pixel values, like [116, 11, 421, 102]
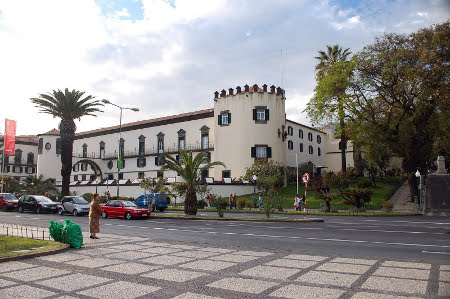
[37, 129, 62, 182]
[213, 84, 286, 181]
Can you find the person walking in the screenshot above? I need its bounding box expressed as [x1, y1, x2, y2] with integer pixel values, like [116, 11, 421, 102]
[229, 193, 233, 209]
[89, 193, 102, 239]
[233, 193, 237, 209]
[294, 194, 300, 211]
[209, 193, 213, 207]
[258, 194, 263, 209]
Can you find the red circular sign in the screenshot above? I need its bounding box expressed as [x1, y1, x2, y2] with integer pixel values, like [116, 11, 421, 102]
[302, 173, 310, 184]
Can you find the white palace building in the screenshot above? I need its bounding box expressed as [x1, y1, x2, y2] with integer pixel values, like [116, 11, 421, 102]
[2, 84, 354, 197]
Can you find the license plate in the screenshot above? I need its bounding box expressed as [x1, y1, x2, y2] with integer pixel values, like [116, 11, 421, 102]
[142, 214, 148, 216]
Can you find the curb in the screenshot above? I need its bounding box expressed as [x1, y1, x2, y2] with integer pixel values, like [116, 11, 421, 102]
[150, 215, 324, 223]
[0, 243, 70, 263]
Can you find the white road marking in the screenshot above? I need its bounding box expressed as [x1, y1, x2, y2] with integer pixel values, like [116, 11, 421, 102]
[362, 219, 450, 225]
[339, 228, 445, 235]
[105, 223, 450, 249]
[422, 251, 450, 255]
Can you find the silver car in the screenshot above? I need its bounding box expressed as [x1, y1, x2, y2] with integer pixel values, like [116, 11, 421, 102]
[58, 196, 90, 216]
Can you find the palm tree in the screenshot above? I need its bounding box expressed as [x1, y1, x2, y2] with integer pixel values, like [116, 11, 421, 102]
[161, 148, 225, 215]
[30, 89, 102, 196]
[315, 45, 351, 172]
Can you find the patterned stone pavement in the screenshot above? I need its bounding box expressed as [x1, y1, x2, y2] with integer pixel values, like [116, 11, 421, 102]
[0, 233, 448, 299]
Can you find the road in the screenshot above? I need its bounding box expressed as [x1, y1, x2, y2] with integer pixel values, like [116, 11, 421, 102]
[1, 211, 449, 263]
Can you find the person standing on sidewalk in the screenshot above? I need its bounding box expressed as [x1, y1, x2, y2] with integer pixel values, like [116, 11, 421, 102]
[89, 193, 102, 239]
[229, 193, 233, 209]
[233, 193, 237, 209]
[294, 194, 300, 211]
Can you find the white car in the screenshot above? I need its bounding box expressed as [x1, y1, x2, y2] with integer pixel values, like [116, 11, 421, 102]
[58, 196, 90, 216]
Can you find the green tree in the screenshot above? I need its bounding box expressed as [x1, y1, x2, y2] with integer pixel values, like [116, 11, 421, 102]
[349, 22, 449, 200]
[30, 89, 102, 197]
[22, 174, 56, 195]
[307, 45, 352, 172]
[161, 148, 225, 215]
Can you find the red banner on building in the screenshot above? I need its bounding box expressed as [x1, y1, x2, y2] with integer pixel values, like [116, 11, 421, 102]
[4, 119, 17, 156]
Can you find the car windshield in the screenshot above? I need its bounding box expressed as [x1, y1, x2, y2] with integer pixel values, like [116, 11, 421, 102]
[3, 194, 17, 200]
[73, 197, 88, 204]
[35, 196, 52, 203]
[122, 201, 137, 207]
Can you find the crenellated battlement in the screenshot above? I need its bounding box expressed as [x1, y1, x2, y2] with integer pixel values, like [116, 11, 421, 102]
[214, 84, 284, 100]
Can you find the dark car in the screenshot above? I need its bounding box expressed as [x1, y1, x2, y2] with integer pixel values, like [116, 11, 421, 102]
[58, 196, 90, 216]
[18, 195, 58, 214]
[101, 200, 150, 220]
[0, 193, 19, 211]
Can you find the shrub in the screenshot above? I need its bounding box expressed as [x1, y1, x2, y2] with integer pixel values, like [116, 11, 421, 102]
[357, 180, 374, 189]
[262, 197, 275, 219]
[237, 198, 247, 209]
[213, 197, 228, 217]
[381, 200, 394, 212]
[344, 187, 373, 211]
[245, 199, 253, 209]
[197, 200, 208, 209]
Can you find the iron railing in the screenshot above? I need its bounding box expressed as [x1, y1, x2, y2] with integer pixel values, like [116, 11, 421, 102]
[0, 223, 52, 241]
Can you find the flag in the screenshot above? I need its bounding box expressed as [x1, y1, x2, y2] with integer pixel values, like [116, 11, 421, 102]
[4, 119, 16, 156]
[117, 153, 122, 173]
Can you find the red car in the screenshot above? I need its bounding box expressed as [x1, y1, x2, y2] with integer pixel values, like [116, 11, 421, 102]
[0, 193, 19, 211]
[101, 200, 150, 220]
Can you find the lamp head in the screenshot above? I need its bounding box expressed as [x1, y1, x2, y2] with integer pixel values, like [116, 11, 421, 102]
[131, 108, 139, 112]
[252, 175, 257, 181]
[101, 99, 110, 104]
[415, 170, 421, 177]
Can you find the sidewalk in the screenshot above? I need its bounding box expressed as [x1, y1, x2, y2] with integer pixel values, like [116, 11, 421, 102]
[0, 231, 448, 298]
[390, 181, 418, 213]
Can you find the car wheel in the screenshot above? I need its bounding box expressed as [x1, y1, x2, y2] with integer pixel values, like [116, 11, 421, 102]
[125, 212, 132, 220]
[158, 208, 165, 212]
[73, 209, 79, 217]
[18, 206, 24, 213]
[36, 207, 41, 214]
[57, 208, 64, 215]
[101, 211, 107, 218]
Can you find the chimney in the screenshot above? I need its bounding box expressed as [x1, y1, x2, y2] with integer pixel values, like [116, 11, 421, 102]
[228, 88, 234, 96]
[253, 84, 258, 92]
[270, 85, 276, 93]
[236, 86, 241, 93]
[276, 87, 282, 95]
[220, 89, 226, 97]
[244, 84, 249, 92]
[214, 91, 219, 99]
[262, 84, 267, 92]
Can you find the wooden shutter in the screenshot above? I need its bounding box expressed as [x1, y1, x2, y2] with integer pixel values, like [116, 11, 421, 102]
[265, 109, 270, 120]
[267, 147, 272, 158]
[253, 109, 257, 120]
[218, 114, 222, 125]
[251, 147, 256, 158]
[228, 112, 231, 123]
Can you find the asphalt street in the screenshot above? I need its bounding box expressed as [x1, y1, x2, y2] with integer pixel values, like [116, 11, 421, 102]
[1, 211, 449, 263]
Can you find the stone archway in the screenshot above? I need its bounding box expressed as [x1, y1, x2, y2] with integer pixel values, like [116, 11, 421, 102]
[73, 159, 103, 180]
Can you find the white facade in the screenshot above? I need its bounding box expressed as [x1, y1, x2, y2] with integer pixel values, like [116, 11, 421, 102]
[28, 83, 356, 196]
[0, 136, 38, 181]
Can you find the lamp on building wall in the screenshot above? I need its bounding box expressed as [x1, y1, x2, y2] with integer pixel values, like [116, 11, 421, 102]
[101, 99, 139, 199]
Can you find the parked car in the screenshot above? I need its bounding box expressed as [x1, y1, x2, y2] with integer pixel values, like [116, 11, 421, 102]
[0, 193, 19, 211]
[135, 193, 168, 212]
[101, 200, 150, 220]
[58, 196, 90, 216]
[18, 195, 58, 214]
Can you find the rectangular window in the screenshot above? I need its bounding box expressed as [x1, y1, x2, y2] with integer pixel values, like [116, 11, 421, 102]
[178, 135, 185, 150]
[139, 139, 145, 155]
[300, 143, 304, 152]
[138, 172, 145, 179]
[222, 170, 231, 179]
[299, 129, 303, 139]
[38, 138, 43, 154]
[253, 107, 269, 122]
[256, 109, 265, 121]
[118, 173, 124, 180]
[81, 175, 86, 181]
[251, 146, 271, 159]
[318, 147, 321, 156]
[82, 145, 87, 158]
[73, 175, 78, 181]
[56, 138, 61, 155]
[137, 157, 146, 167]
[107, 174, 114, 180]
[288, 140, 293, 150]
[100, 143, 105, 159]
[309, 145, 314, 154]
[201, 132, 209, 149]
[158, 137, 164, 153]
[157, 171, 163, 178]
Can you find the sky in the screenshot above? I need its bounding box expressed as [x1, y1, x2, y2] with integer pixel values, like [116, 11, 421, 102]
[0, 0, 448, 136]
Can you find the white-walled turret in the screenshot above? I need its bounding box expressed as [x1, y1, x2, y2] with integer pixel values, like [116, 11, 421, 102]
[37, 129, 62, 182]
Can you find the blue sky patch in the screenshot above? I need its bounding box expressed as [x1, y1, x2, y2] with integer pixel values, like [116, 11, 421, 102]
[95, 0, 144, 20]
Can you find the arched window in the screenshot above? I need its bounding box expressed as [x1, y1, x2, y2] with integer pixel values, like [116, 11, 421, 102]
[157, 133, 164, 153]
[308, 132, 313, 141]
[99, 141, 105, 159]
[178, 129, 186, 150]
[317, 135, 322, 144]
[14, 149, 22, 164]
[299, 129, 303, 139]
[200, 126, 210, 149]
[288, 140, 293, 150]
[27, 152, 34, 165]
[308, 145, 314, 154]
[288, 126, 293, 136]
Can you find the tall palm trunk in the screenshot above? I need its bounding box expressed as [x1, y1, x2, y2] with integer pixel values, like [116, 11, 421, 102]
[184, 187, 198, 215]
[60, 119, 76, 197]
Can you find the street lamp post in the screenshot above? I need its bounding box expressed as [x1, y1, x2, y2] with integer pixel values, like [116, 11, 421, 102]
[102, 99, 139, 200]
[415, 170, 421, 210]
[252, 174, 257, 197]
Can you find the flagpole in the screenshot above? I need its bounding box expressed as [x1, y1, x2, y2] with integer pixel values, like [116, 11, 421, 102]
[1, 119, 5, 193]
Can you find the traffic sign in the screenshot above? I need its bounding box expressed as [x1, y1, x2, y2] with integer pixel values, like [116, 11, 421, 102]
[302, 173, 310, 184]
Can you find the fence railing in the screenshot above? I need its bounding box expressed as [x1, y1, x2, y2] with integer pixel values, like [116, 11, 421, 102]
[0, 223, 52, 241]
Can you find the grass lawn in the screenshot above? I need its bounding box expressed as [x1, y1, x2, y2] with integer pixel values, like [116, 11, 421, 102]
[231, 177, 402, 211]
[0, 236, 65, 258]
